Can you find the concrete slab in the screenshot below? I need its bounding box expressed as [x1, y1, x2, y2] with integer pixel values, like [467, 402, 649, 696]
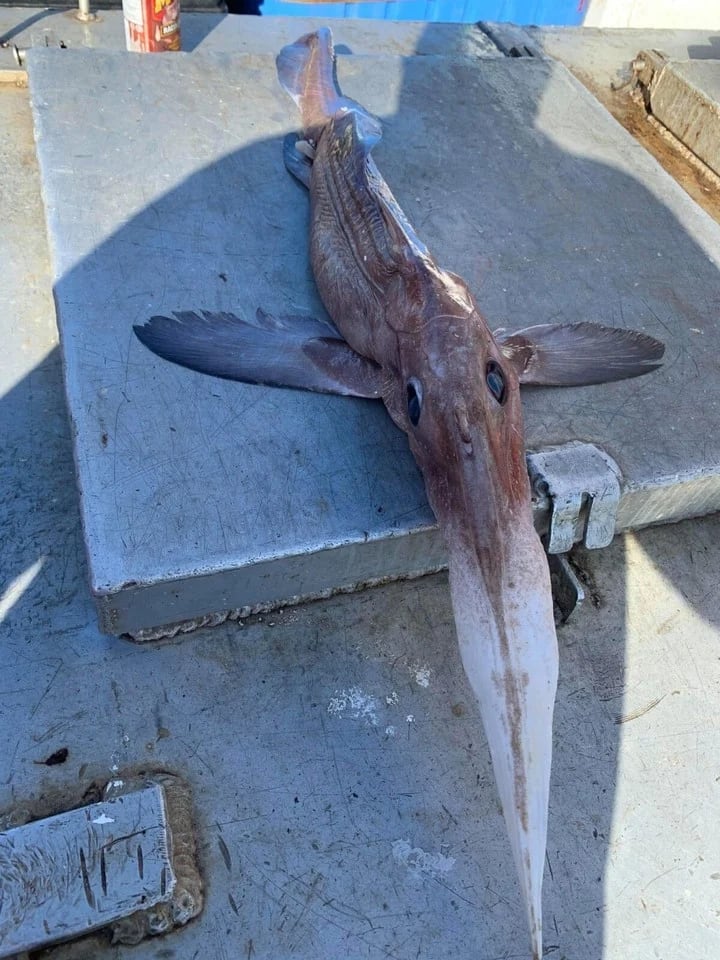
[28, 45, 720, 634]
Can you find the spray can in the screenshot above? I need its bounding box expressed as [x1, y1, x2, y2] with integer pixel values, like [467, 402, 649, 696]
[122, 0, 181, 53]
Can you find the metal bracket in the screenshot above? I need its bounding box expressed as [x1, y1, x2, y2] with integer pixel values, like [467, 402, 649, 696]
[0, 46, 26, 84]
[527, 442, 622, 555]
[0, 773, 202, 957]
[478, 22, 546, 60]
[548, 551, 585, 623]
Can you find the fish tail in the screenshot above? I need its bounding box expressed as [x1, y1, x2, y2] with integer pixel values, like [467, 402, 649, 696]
[277, 28, 353, 142]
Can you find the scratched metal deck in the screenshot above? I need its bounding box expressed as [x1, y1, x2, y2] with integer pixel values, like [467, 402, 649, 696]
[28, 43, 720, 635]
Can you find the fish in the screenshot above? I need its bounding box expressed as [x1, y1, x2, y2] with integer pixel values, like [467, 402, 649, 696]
[134, 28, 664, 959]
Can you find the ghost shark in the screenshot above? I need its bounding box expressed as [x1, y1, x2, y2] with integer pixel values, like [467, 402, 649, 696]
[134, 28, 663, 959]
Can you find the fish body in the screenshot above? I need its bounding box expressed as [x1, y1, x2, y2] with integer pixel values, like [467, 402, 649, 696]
[279, 37, 557, 955]
[134, 29, 664, 959]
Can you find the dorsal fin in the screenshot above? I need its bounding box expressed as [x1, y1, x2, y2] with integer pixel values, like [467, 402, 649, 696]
[277, 28, 372, 143]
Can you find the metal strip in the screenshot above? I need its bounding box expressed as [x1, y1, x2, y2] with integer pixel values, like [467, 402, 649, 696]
[0, 786, 175, 957]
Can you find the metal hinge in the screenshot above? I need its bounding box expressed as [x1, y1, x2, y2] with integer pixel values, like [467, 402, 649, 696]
[527, 442, 622, 555]
[478, 22, 546, 60]
[548, 552, 585, 624]
[0, 44, 26, 84]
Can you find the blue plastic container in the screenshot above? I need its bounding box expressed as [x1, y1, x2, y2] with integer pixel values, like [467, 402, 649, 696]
[260, 0, 586, 25]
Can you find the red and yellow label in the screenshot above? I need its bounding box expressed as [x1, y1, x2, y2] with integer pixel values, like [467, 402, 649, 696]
[123, 0, 181, 53]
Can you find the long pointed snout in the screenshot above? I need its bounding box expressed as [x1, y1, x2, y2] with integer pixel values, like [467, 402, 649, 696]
[447, 520, 557, 959]
[423, 428, 558, 960]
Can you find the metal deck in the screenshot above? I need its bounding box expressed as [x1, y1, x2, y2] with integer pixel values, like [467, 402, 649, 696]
[27, 30, 720, 634]
[2, 15, 720, 960]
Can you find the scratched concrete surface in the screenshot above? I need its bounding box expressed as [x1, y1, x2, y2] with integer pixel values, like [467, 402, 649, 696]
[2, 18, 720, 960]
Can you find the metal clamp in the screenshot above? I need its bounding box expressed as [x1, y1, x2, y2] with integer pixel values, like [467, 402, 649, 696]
[527, 442, 622, 554]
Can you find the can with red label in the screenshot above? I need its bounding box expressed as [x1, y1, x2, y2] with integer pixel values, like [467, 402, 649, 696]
[122, 0, 181, 53]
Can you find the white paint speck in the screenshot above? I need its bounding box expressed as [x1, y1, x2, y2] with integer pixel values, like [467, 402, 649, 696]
[385, 691, 399, 706]
[385, 725, 396, 737]
[92, 813, 115, 825]
[411, 663, 431, 688]
[392, 838, 456, 878]
[328, 687, 378, 726]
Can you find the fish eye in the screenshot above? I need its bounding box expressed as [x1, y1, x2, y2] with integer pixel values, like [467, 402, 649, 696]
[485, 361, 506, 405]
[406, 378, 423, 426]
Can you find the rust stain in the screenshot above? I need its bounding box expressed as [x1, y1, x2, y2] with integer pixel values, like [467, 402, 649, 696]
[492, 667, 530, 833]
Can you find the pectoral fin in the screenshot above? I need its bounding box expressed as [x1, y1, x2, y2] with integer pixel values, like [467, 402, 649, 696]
[283, 133, 313, 189]
[497, 321, 664, 386]
[134, 309, 383, 398]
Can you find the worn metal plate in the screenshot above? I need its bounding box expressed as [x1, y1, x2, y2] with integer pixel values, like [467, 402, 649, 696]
[0, 786, 174, 956]
[28, 47, 720, 634]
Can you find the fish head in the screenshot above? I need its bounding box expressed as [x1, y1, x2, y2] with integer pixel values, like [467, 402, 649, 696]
[390, 280, 559, 960]
[392, 292, 529, 538]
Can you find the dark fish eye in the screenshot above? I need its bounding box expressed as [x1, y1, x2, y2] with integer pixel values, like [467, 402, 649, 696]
[406, 378, 423, 426]
[486, 361, 507, 405]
